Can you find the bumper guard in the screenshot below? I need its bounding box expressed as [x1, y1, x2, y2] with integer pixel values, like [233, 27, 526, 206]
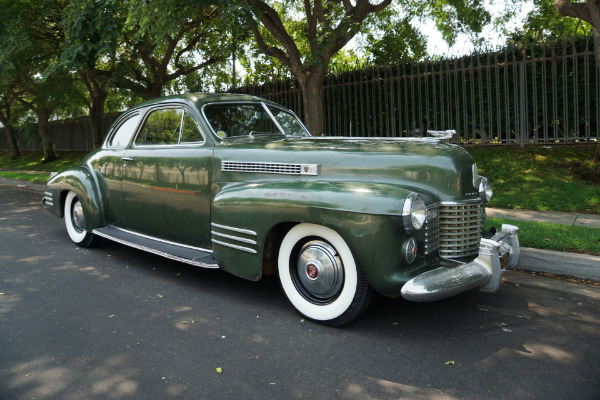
[401, 224, 520, 302]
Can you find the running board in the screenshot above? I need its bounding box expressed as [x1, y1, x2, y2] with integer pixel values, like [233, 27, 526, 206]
[93, 226, 219, 269]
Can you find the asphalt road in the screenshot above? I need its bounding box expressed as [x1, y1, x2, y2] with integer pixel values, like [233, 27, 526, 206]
[1, 184, 599, 400]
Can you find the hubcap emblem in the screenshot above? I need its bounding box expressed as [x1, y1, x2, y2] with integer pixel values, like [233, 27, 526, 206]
[306, 264, 319, 280]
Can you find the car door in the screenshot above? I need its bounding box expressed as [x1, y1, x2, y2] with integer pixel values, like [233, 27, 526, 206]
[90, 111, 142, 228]
[120, 105, 213, 248]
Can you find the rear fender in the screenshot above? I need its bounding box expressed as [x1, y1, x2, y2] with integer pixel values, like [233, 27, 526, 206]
[44, 167, 103, 230]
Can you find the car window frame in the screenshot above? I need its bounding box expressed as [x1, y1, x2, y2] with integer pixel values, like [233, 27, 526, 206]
[132, 104, 207, 148]
[179, 107, 207, 146]
[105, 111, 142, 149]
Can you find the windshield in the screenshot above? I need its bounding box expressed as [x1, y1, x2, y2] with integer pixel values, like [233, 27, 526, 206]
[203, 102, 309, 139]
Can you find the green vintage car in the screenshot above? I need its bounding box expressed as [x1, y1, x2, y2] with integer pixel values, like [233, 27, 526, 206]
[43, 93, 520, 326]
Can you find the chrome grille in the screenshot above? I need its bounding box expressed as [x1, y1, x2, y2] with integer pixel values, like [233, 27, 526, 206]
[438, 203, 482, 258]
[222, 161, 317, 175]
[424, 206, 440, 255]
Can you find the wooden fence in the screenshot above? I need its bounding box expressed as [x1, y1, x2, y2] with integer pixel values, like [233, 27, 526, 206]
[0, 113, 121, 152]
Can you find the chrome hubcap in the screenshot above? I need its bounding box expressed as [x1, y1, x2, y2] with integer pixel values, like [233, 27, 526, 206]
[72, 200, 85, 232]
[296, 240, 344, 300]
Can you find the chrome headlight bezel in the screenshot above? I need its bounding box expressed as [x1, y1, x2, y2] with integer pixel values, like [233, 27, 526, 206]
[478, 177, 493, 204]
[402, 193, 427, 234]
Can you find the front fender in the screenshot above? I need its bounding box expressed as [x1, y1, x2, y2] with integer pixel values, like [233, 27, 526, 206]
[44, 167, 103, 231]
[211, 180, 422, 284]
[214, 180, 423, 217]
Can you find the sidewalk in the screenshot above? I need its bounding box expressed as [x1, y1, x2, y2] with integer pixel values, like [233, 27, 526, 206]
[487, 207, 600, 281]
[487, 208, 600, 229]
[1, 177, 599, 281]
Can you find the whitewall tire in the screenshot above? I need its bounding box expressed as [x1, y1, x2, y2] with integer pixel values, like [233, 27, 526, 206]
[278, 223, 373, 326]
[64, 191, 96, 247]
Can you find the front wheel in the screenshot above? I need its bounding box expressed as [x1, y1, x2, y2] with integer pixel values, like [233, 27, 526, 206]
[64, 191, 97, 247]
[278, 223, 373, 326]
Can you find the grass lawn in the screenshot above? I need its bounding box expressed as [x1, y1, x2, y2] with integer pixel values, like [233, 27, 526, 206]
[0, 151, 87, 173]
[485, 217, 600, 256]
[468, 144, 599, 214]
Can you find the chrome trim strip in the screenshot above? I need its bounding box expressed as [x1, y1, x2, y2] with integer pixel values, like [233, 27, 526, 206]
[44, 200, 54, 206]
[302, 136, 448, 142]
[440, 199, 481, 205]
[108, 227, 213, 253]
[211, 239, 257, 254]
[211, 231, 257, 245]
[44, 191, 53, 197]
[211, 223, 257, 236]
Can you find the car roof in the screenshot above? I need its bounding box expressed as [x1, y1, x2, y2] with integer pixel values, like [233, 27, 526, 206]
[132, 93, 272, 110]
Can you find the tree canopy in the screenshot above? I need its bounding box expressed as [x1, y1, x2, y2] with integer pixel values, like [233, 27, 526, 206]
[2, 0, 594, 155]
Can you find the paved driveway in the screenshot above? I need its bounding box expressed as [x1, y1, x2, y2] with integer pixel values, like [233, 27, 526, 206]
[1, 184, 599, 399]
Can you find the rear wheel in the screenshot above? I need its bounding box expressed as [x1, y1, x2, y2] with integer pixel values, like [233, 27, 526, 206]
[278, 223, 373, 326]
[64, 191, 96, 247]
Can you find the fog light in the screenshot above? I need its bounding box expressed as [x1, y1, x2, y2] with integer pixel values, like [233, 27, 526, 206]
[403, 237, 418, 264]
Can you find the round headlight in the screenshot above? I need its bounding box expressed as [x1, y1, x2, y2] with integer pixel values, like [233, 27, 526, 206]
[402, 193, 427, 234]
[479, 177, 493, 203]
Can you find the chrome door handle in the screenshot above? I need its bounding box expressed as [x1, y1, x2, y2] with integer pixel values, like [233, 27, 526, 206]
[122, 157, 135, 162]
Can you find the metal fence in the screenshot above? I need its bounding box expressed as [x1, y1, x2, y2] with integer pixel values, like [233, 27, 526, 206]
[234, 36, 599, 145]
[1, 36, 598, 152]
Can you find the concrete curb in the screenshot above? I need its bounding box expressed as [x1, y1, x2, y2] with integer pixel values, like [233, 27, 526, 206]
[519, 247, 600, 282]
[0, 177, 45, 191]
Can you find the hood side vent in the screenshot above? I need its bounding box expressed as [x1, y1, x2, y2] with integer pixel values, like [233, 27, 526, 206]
[222, 161, 318, 176]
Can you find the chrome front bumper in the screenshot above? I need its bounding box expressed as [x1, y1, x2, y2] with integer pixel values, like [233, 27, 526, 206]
[401, 224, 520, 302]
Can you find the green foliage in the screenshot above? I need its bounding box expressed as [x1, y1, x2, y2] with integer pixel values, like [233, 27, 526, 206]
[506, 0, 591, 40]
[363, 17, 428, 63]
[118, 0, 232, 96]
[470, 144, 600, 214]
[484, 217, 600, 255]
[414, 0, 492, 44]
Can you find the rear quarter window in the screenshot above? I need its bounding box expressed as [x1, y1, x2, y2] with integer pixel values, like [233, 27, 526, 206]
[108, 114, 141, 148]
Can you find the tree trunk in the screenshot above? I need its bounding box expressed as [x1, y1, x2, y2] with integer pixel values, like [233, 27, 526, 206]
[36, 107, 56, 162]
[588, 6, 600, 163]
[89, 91, 108, 149]
[39, 120, 56, 162]
[5, 125, 21, 159]
[299, 72, 326, 136]
[89, 112, 103, 149]
[554, 1, 600, 164]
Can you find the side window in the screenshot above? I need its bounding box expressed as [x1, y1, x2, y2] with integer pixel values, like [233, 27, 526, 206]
[135, 108, 182, 146]
[268, 106, 307, 136]
[108, 114, 141, 148]
[181, 111, 203, 143]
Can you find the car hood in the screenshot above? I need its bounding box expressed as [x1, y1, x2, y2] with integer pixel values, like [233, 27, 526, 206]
[214, 136, 480, 202]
